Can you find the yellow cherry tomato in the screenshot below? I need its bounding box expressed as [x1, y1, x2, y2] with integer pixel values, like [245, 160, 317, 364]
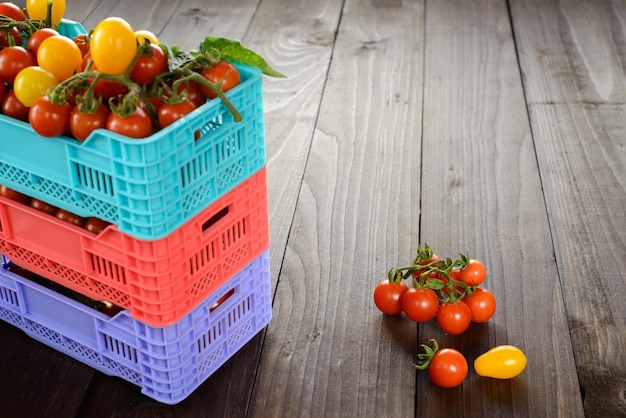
[26, 0, 66, 27]
[91, 17, 137, 75]
[474, 345, 527, 379]
[37, 35, 82, 81]
[135, 29, 160, 45]
[14, 66, 58, 107]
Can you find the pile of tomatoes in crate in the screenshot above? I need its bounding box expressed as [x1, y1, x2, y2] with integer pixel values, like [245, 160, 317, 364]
[374, 245, 526, 388]
[0, 0, 281, 141]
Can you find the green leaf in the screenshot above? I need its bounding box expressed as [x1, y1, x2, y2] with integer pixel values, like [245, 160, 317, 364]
[200, 37, 286, 78]
[163, 44, 195, 72]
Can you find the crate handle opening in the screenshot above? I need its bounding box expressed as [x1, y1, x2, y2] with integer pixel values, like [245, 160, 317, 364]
[202, 206, 230, 232]
[209, 288, 235, 313]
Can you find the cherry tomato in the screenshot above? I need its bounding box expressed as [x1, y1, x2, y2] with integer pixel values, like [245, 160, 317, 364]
[177, 81, 206, 108]
[463, 287, 496, 323]
[129, 43, 167, 85]
[26, 0, 66, 27]
[13, 66, 57, 107]
[134, 29, 160, 45]
[81, 53, 128, 100]
[0, 78, 6, 103]
[428, 348, 468, 388]
[436, 301, 471, 335]
[0, 26, 21, 48]
[2, 90, 30, 121]
[158, 100, 196, 128]
[37, 35, 83, 81]
[85, 217, 111, 234]
[199, 61, 241, 99]
[55, 208, 86, 227]
[0, 2, 27, 21]
[412, 253, 442, 281]
[73, 33, 90, 57]
[30, 198, 58, 215]
[0, 185, 31, 205]
[373, 279, 409, 315]
[474, 345, 527, 379]
[69, 102, 110, 141]
[441, 269, 464, 297]
[91, 17, 137, 75]
[26, 28, 59, 57]
[401, 287, 439, 322]
[0, 46, 36, 85]
[459, 259, 487, 286]
[29, 95, 72, 137]
[107, 106, 153, 139]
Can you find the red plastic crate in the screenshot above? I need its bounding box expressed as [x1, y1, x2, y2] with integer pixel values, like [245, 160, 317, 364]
[0, 168, 268, 326]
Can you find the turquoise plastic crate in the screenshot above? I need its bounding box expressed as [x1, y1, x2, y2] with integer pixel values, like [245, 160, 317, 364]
[0, 21, 266, 240]
[0, 250, 272, 405]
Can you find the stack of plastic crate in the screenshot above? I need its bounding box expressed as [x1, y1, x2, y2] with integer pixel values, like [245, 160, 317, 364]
[0, 20, 271, 405]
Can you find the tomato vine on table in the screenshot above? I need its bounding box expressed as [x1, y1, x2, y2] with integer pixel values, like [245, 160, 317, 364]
[0, 0, 284, 141]
[374, 245, 526, 388]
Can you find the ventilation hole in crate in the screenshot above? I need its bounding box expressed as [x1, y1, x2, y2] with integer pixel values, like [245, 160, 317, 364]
[216, 161, 244, 190]
[189, 242, 216, 276]
[27, 322, 64, 345]
[180, 152, 209, 188]
[222, 247, 249, 273]
[89, 254, 127, 285]
[103, 335, 139, 364]
[227, 295, 252, 327]
[197, 345, 226, 374]
[189, 269, 219, 297]
[197, 322, 223, 353]
[228, 322, 253, 347]
[221, 218, 247, 250]
[65, 340, 100, 362]
[0, 307, 21, 325]
[200, 114, 224, 137]
[0, 287, 19, 309]
[74, 164, 115, 197]
[215, 134, 243, 165]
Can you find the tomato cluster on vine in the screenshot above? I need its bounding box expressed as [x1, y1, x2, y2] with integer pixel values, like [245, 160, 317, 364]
[373, 245, 496, 335]
[0, 1, 254, 141]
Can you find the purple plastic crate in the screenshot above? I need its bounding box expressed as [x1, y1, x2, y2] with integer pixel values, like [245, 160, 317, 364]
[0, 250, 272, 405]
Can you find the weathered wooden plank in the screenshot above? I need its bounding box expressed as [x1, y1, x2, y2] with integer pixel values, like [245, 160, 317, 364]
[248, 0, 424, 416]
[0, 322, 94, 418]
[509, 0, 626, 105]
[526, 103, 626, 417]
[418, 0, 584, 416]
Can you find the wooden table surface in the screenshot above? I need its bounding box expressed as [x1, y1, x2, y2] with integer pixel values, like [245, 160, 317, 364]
[1, 0, 625, 417]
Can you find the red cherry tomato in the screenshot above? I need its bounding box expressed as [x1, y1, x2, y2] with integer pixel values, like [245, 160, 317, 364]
[69, 102, 110, 141]
[436, 301, 471, 335]
[0, 2, 27, 21]
[2, 90, 30, 122]
[199, 61, 240, 99]
[428, 348, 468, 388]
[0, 185, 31, 205]
[0, 46, 37, 85]
[401, 287, 440, 322]
[73, 33, 90, 57]
[29, 96, 72, 138]
[463, 288, 496, 323]
[177, 81, 206, 108]
[30, 198, 58, 215]
[56, 208, 86, 227]
[158, 100, 196, 128]
[107, 106, 153, 139]
[373, 279, 409, 315]
[459, 259, 487, 286]
[0, 26, 21, 48]
[129, 43, 167, 85]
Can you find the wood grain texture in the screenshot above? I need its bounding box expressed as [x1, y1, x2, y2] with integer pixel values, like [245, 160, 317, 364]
[509, 0, 626, 105]
[418, 0, 584, 416]
[248, 0, 424, 416]
[237, 0, 347, 288]
[0, 323, 94, 418]
[526, 103, 626, 417]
